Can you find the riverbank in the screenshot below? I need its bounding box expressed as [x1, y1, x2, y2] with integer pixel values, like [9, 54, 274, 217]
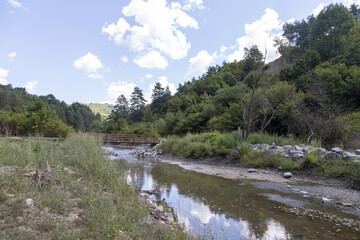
[157, 154, 349, 187]
[0, 135, 192, 239]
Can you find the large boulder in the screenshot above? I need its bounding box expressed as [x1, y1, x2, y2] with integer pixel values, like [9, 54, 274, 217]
[343, 152, 358, 158]
[289, 150, 303, 158]
[293, 145, 304, 152]
[324, 152, 342, 160]
[331, 147, 343, 154]
[311, 148, 328, 156]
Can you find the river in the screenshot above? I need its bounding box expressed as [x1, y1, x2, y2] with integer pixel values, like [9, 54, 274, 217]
[105, 146, 360, 240]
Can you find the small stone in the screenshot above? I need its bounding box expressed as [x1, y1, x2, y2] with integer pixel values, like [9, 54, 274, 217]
[331, 147, 343, 154]
[157, 205, 164, 212]
[24, 198, 34, 207]
[247, 168, 257, 173]
[278, 166, 284, 171]
[283, 145, 292, 151]
[355, 150, 360, 155]
[336, 202, 353, 207]
[283, 172, 292, 178]
[294, 145, 303, 152]
[322, 197, 332, 203]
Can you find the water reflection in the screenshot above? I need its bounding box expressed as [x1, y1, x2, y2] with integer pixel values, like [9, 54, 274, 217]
[106, 147, 358, 240]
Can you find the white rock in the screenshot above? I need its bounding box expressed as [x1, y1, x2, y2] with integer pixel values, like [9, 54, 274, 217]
[322, 197, 332, 203]
[283, 172, 292, 178]
[343, 152, 357, 158]
[331, 147, 343, 154]
[247, 168, 257, 173]
[24, 198, 34, 207]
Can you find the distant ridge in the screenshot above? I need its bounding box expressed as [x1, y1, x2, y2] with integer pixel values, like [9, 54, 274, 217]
[85, 103, 114, 119]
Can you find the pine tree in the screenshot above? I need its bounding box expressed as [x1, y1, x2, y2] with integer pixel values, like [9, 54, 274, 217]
[109, 94, 129, 121]
[130, 87, 147, 112]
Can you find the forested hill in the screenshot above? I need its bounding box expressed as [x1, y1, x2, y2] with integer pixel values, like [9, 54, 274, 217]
[0, 84, 102, 137]
[107, 3, 360, 148]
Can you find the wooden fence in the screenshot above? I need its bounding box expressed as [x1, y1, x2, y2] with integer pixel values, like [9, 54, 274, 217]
[94, 133, 160, 145]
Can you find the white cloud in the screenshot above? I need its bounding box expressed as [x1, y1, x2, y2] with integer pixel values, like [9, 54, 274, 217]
[7, 0, 22, 8]
[183, 0, 204, 11]
[145, 75, 176, 102]
[106, 81, 137, 100]
[220, 46, 228, 53]
[102, 0, 199, 69]
[186, 50, 217, 78]
[145, 73, 153, 79]
[227, 8, 283, 63]
[312, 0, 360, 16]
[0, 68, 9, 85]
[73, 52, 104, 79]
[134, 51, 168, 69]
[24, 81, 38, 94]
[8, 52, 17, 59]
[121, 55, 129, 63]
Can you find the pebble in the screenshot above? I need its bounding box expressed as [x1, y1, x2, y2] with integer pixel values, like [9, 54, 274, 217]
[322, 197, 332, 203]
[247, 168, 257, 173]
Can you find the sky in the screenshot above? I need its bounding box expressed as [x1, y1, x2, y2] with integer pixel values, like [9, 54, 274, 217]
[1, 0, 359, 104]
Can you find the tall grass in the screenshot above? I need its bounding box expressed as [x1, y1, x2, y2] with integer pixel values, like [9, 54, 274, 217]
[0, 134, 192, 239]
[160, 131, 300, 159]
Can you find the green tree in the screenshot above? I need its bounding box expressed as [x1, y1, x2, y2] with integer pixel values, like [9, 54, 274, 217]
[110, 94, 130, 121]
[130, 87, 147, 122]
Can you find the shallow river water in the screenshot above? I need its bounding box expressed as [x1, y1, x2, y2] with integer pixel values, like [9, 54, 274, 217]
[105, 146, 360, 240]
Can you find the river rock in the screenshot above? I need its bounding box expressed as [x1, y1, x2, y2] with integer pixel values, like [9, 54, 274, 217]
[283, 145, 292, 151]
[311, 148, 328, 156]
[304, 145, 314, 153]
[324, 152, 342, 160]
[331, 147, 343, 154]
[289, 150, 303, 158]
[247, 168, 257, 173]
[283, 172, 292, 178]
[270, 142, 277, 149]
[355, 150, 360, 155]
[294, 145, 303, 152]
[322, 197, 332, 203]
[343, 152, 357, 158]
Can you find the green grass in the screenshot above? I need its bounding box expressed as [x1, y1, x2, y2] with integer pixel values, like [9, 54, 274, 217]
[0, 134, 192, 239]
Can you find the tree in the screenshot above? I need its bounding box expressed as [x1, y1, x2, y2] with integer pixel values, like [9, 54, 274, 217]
[151, 83, 171, 117]
[130, 87, 147, 112]
[130, 87, 147, 122]
[242, 45, 265, 139]
[110, 94, 130, 121]
[309, 4, 355, 60]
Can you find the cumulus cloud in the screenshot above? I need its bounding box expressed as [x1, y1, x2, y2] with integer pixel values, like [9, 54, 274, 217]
[24, 81, 38, 94]
[0, 68, 9, 85]
[106, 81, 137, 100]
[73, 52, 104, 79]
[145, 75, 176, 102]
[7, 0, 22, 8]
[183, 0, 204, 11]
[134, 51, 168, 69]
[121, 55, 129, 63]
[145, 73, 153, 79]
[102, 0, 199, 69]
[186, 50, 217, 78]
[8, 52, 17, 59]
[227, 8, 283, 63]
[312, 0, 360, 15]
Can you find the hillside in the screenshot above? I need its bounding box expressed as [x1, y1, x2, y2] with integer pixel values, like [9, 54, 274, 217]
[85, 103, 114, 119]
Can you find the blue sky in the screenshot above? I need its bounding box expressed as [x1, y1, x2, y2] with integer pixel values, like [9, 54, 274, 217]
[0, 0, 358, 104]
